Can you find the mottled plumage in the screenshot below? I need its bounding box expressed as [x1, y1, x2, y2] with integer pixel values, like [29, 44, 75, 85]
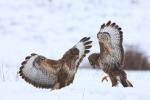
[19, 37, 92, 89]
[88, 21, 133, 87]
[88, 53, 99, 68]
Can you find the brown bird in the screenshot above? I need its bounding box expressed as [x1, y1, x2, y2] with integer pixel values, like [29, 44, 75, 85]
[19, 37, 92, 89]
[88, 21, 133, 87]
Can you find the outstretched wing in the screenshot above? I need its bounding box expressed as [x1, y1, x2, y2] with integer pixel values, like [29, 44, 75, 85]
[52, 37, 92, 88]
[19, 53, 59, 89]
[99, 21, 124, 64]
[19, 37, 92, 89]
[62, 37, 92, 69]
[74, 37, 92, 68]
[100, 21, 123, 47]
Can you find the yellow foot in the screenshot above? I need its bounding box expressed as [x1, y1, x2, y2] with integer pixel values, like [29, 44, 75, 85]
[101, 76, 109, 82]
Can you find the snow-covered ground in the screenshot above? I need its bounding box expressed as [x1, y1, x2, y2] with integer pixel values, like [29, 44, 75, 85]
[0, 0, 150, 100]
[0, 69, 150, 100]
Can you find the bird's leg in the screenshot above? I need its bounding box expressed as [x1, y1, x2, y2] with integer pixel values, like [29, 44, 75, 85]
[101, 73, 109, 82]
[110, 76, 118, 87]
[101, 75, 109, 82]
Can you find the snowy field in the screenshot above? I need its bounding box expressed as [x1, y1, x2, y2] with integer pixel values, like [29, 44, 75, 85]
[0, 69, 150, 100]
[0, 0, 150, 100]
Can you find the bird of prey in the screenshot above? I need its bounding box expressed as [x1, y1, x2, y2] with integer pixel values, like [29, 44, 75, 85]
[19, 37, 92, 89]
[88, 21, 133, 87]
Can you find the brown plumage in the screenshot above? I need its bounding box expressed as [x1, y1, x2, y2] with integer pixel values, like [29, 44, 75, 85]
[88, 21, 133, 87]
[19, 37, 92, 89]
[88, 53, 99, 68]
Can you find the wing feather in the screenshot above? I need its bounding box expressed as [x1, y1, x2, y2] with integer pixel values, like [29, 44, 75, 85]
[100, 21, 123, 47]
[74, 37, 92, 68]
[99, 21, 124, 66]
[19, 54, 58, 89]
[19, 37, 92, 89]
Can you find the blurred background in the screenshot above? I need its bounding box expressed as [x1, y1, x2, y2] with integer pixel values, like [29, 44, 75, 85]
[0, 0, 150, 76]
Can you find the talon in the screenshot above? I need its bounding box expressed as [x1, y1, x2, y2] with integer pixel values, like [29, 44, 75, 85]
[101, 76, 109, 82]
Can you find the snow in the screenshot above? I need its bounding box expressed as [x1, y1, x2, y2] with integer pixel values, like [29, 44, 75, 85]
[0, 0, 150, 99]
[1, 69, 150, 100]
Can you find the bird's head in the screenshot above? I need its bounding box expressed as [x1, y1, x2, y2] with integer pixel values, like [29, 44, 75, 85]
[97, 32, 111, 44]
[34, 55, 47, 67]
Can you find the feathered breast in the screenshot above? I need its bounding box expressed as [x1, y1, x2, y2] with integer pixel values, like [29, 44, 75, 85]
[98, 21, 124, 64]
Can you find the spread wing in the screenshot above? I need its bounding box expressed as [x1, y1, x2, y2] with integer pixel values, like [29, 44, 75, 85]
[50, 37, 92, 88]
[100, 21, 123, 47]
[19, 37, 92, 89]
[99, 21, 124, 64]
[62, 37, 92, 69]
[19, 53, 60, 89]
[74, 37, 92, 68]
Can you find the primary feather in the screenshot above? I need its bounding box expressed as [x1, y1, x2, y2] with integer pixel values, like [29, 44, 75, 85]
[19, 37, 92, 89]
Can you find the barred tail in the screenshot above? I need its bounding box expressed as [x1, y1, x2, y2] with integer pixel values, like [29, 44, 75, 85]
[120, 79, 133, 87]
[119, 70, 133, 87]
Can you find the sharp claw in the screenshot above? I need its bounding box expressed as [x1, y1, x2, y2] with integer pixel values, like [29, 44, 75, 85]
[101, 76, 109, 82]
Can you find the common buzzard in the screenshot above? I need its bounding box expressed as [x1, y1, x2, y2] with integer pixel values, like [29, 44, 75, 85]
[88, 21, 133, 87]
[19, 37, 92, 89]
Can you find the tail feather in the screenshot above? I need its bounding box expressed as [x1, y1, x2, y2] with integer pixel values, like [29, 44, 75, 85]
[120, 79, 133, 87]
[109, 69, 134, 87]
[126, 80, 133, 87]
[119, 70, 133, 87]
